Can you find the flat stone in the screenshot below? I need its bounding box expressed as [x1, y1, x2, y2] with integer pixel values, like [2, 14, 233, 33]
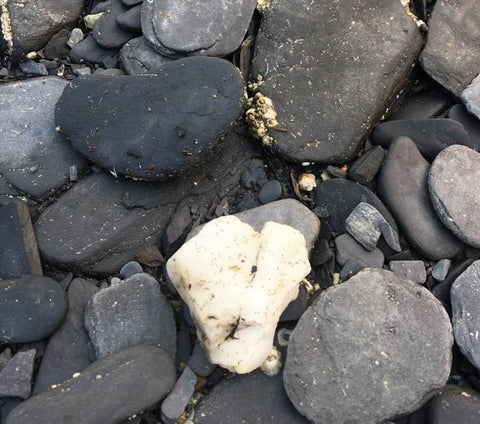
[0, 202, 42, 279]
[284, 268, 453, 423]
[120, 36, 174, 75]
[0, 0, 86, 60]
[0, 350, 36, 399]
[258, 180, 282, 204]
[92, 0, 135, 49]
[33, 278, 98, 394]
[429, 386, 480, 424]
[0, 275, 67, 344]
[5, 345, 176, 424]
[372, 119, 472, 161]
[420, 0, 480, 96]
[250, 0, 422, 163]
[447, 104, 480, 150]
[451, 260, 480, 369]
[348, 145, 385, 185]
[85, 273, 176, 359]
[187, 341, 216, 377]
[116, 4, 141, 31]
[432, 259, 451, 282]
[315, 178, 397, 236]
[119, 261, 143, 279]
[334, 234, 384, 269]
[429, 145, 480, 248]
[34, 122, 265, 276]
[378, 136, 463, 259]
[161, 366, 197, 424]
[19, 60, 48, 76]
[56, 57, 244, 181]
[69, 35, 117, 64]
[141, 0, 256, 57]
[195, 370, 309, 423]
[0, 77, 87, 198]
[389, 260, 427, 284]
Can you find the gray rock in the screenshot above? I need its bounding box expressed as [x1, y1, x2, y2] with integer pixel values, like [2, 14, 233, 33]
[120, 36, 174, 75]
[447, 104, 480, 150]
[429, 386, 480, 424]
[67, 28, 84, 48]
[119, 261, 143, 279]
[429, 145, 480, 248]
[141, 0, 256, 57]
[340, 259, 364, 281]
[164, 204, 192, 249]
[335, 234, 384, 269]
[5, 345, 176, 424]
[19, 60, 48, 76]
[250, 0, 422, 163]
[187, 341, 216, 377]
[451, 260, 480, 369]
[420, 0, 480, 96]
[0, 348, 12, 372]
[284, 268, 453, 424]
[85, 273, 176, 359]
[0, 0, 86, 60]
[161, 366, 197, 424]
[0, 350, 36, 399]
[116, 4, 141, 31]
[195, 370, 308, 423]
[0, 77, 87, 198]
[33, 278, 98, 394]
[258, 180, 283, 204]
[432, 259, 451, 282]
[0, 276, 67, 344]
[92, 0, 135, 49]
[389, 260, 427, 284]
[94, 68, 125, 76]
[346, 202, 401, 252]
[69, 35, 117, 64]
[34, 122, 266, 276]
[378, 137, 463, 259]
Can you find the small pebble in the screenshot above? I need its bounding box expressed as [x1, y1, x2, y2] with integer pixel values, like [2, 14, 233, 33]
[119, 261, 143, 279]
[258, 180, 282, 204]
[19, 60, 49, 76]
[432, 259, 452, 282]
[69, 165, 77, 181]
[67, 28, 84, 48]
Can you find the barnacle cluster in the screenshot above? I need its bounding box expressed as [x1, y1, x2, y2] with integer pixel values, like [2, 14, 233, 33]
[0, 0, 13, 54]
[256, 0, 271, 14]
[246, 78, 278, 147]
[400, 0, 426, 30]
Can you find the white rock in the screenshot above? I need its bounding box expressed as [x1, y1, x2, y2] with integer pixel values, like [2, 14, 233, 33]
[167, 216, 310, 374]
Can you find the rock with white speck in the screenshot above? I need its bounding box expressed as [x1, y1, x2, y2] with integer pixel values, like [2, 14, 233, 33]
[429, 386, 480, 424]
[389, 260, 427, 284]
[284, 268, 453, 423]
[85, 273, 176, 360]
[0, 350, 36, 399]
[0, 275, 67, 344]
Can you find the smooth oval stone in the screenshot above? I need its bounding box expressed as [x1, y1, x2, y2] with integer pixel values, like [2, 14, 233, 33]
[0, 276, 67, 343]
[141, 0, 256, 57]
[373, 119, 472, 161]
[251, 0, 422, 164]
[429, 145, 480, 248]
[55, 57, 245, 181]
[284, 268, 453, 424]
[5, 345, 176, 424]
[378, 137, 463, 259]
[120, 36, 174, 75]
[315, 178, 397, 236]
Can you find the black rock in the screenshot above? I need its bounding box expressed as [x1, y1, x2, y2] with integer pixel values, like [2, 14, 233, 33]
[0, 350, 36, 399]
[56, 57, 244, 181]
[0, 0, 86, 60]
[429, 386, 480, 424]
[280, 286, 309, 322]
[339, 259, 363, 281]
[378, 136, 463, 260]
[420, 0, 480, 96]
[250, 0, 422, 163]
[163, 204, 192, 250]
[0, 275, 67, 343]
[122, 0, 142, 5]
[447, 104, 480, 150]
[85, 273, 176, 359]
[195, 370, 309, 423]
[161, 366, 197, 424]
[120, 36, 174, 75]
[310, 239, 333, 266]
[335, 234, 384, 269]
[69, 35, 117, 64]
[33, 278, 98, 394]
[44, 28, 70, 60]
[315, 178, 397, 236]
[372, 119, 472, 161]
[5, 345, 176, 424]
[429, 145, 480, 248]
[0, 202, 42, 279]
[432, 259, 474, 309]
[451, 260, 480, 369]
[258, 180, 283, 204]
[93, 1, 135, 49]
[284, 268, 453, 424]
[187, 341, 216, 378]
[141, 0, 256, 57]
[0, 77, 88, 198]
[119, 261, 143, 278]
[389, 260, 426, 284]
[348, 145, 385, 184]
[116, 4, 141, 31]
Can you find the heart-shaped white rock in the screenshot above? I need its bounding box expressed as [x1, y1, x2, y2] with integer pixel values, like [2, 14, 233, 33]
[166, 215, 311, 374]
